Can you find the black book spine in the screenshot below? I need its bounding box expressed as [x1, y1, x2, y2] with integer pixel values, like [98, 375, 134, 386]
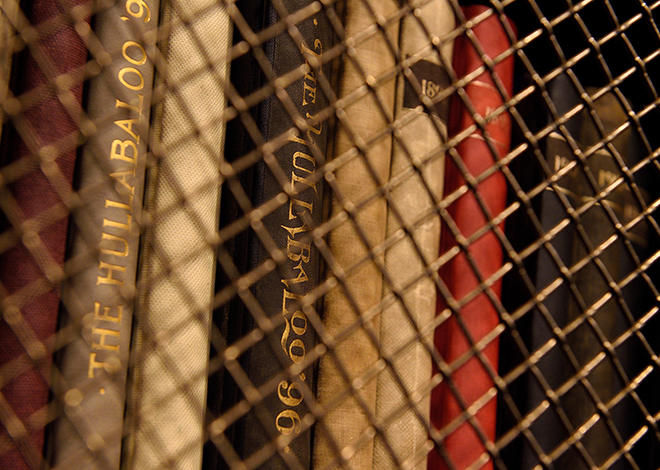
[210, 1, 331, 469]
[205, 0, 266, 466]
[520, 73, 584, 470]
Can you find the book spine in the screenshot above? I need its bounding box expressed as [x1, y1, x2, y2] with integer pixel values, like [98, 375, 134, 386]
[559, 89, 648, 469]
[202, 0, 261, 465]
[519, 73, 584, 470]
[0, 0, 89, 468]
[312, 0, 399, 469]
[430, 6, 514, 470]
[202, 0, 266, 467]
[48, 0, 158, 467]
[0, 0, 18, 145]
[373, 1, 454, 470]
[121, 0, 232, 467]
[223, 1, 332, 468]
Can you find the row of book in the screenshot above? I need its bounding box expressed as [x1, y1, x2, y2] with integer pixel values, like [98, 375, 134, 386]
[1, 0, 660, 469]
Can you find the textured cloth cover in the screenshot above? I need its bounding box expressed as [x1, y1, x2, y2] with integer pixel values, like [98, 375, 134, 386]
[0, 0, 88, 467]
[123, 0, 231, 468]
[312, 0, 399, 468]
[49, 0, 158, 467]
[373, 1, 454, 469]
[430, 6, 515, 470]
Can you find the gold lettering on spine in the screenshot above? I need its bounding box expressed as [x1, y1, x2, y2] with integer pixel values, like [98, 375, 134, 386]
[115, 95, 144, 115]
[118, 67, 144, 90]
[291, 172, 317, 195]
[122, 41, 147, 65]
[93, 302, 123, 324]
[286, 238, 310, 263]
[91, 327, 121, 351]
[124, 0, 151, 21]
[281, 290, 303, 351]
[110, 171, 137, 193]
[302, 81, 316, 106]
[103, 213, 132, 232]
[114, 118, 141, 142]
[282, 222, 310, 239]
[289, 131, 320, 151]
[105, 198, 133, 211]
[288, 198, 313, 219]
[278, 381, 303, 406]
[88, 354, 105, 378]
[301, 40, 321, 106]
[87, 0, 151, 384]
[100, 233, 129, 257]
[305, 113, 322, 136]
[293, 151, 315, 173]
[281, 262, 308, 289]
[277, 17, 324, 440]
[97, 261, 126, 286]
[110, 139, 138, 164]
[288, 134, 306, 145]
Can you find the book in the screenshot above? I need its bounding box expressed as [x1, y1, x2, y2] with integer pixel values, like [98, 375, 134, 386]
[372, 1, 454, 470]
[430, 5, 515, 470]
[311, 0, 399, 469]
[518, 73, 585, 470]
[513, 79, 654, 470]
[558, 88, 651, 470]
[47, 0, 158, 467]
[207, 0, 331, 468]
[0, 0, 89, 468]
[0, 0, 18, 146]
[122, 0, 232, 468]
[202, 0, 263, 465]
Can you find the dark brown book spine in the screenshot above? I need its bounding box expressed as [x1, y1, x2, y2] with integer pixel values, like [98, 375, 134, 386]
[0, 0, 89, 468]
[558, 89, 650, 470]
[210, 1, 330, 469]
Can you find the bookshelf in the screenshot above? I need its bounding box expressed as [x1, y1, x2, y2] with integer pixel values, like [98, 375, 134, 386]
[1, 0, 660, 469]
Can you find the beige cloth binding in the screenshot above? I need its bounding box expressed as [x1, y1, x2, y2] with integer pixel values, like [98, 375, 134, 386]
[123, 0, 231, 468]
[373, 2, 454, 469]
[312, 0, 399, 469]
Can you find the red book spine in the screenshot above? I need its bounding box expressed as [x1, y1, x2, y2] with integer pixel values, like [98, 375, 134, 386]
[429, 6, 515, 470]
[0, 0, 88, 468]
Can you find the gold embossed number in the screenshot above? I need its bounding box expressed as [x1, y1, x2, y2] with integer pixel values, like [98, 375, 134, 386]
[288, 339, 305, 364]
[276, 410, 302, 435]
[125, 0, 150, 21]
[291, 310, 307, 335]
[278, 381, 303, 407]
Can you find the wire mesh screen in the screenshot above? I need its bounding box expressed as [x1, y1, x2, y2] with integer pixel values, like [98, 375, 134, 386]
[2, 0, 660, 469]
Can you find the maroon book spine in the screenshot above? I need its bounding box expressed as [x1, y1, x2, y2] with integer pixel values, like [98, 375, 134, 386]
[429, 6, 515, 470]
[0, 0, 88, 468]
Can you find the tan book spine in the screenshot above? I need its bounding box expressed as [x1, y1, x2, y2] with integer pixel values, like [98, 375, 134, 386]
[373, 2, 454, 469]
[122, 0, 231, 468]
[312, 0, 399, 469]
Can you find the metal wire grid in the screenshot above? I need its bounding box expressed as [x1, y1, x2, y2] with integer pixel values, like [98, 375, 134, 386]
[496, 2, 660, 469]
[1, 0, 660, 469]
